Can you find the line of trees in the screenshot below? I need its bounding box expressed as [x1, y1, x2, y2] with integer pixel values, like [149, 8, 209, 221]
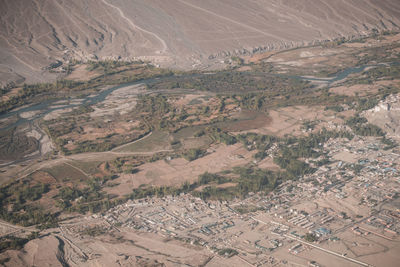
[346, 116, 384, 136]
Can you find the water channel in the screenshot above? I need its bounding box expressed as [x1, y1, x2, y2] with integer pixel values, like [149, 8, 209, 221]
[0, 63, 390, 131]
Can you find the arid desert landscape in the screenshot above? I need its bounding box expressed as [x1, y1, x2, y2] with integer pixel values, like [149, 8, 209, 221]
[1, 0, 400, 85]
[0, 1, 400, 267]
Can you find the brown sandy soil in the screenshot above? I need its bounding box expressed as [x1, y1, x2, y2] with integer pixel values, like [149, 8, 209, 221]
[380, 33, 400, 44]
[332, 151, 359, 163]
[335, 230, 400, 267]
[90, 84, 145, 118]
[330, 80, 399, 96]
[344, 42, 371, 48]
[330, 84, 378, 96]
[18, 110, 42, 120]
[257, 157, 280, 171]
[223, 110, 271, 132]
[245, 51, 276, 64]
[0, 226, 15, 237]
[195, 182, 237, 192]
[358, 222, 399, 240]
[314, 195, 369, 218]
[113, 131, 171, 153]
[116, 230, 210, 264]
[60, 120, 145, 152]
[173, 94, 198, 106]
[173, 93, 212, 107]
[0, 116, 17, 129]
[43, 163, 89, 183]
[288, 245, 360, 267]
[356, 242, 400, 267]
[0, 87, 21, 102]
[1, 235, 64, 267]
[205, 255, 251, 266]
[216, 182, 237, 189]
[363, 94, 400, 139]
[5, 169, 83, 213]
[105, 143, 255, 196]
[181, 136, 211, 150]
[2, 0, 400, 85]
[30, 170, 57, 184]
[235, 66, 252, 71]
[338, 109, 356, 119]
[29, 172, 62, 211]
[65, 64, 100, 81]
[340, 232, 389, 257]
[75, 122, 135, 141]
[21, 226, 211, 267]
[43, 108, 74, 121]
[45, 84, 149, 153]
[344, 33, 400, 48]
[265, 46, 356, 70]
[249, 105, 332, 137]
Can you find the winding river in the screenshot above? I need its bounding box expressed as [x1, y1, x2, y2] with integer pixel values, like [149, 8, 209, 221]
[0, 63, 389, 131]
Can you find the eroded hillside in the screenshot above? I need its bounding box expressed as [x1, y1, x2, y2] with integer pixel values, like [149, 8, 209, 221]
[1, 0, 400, 85]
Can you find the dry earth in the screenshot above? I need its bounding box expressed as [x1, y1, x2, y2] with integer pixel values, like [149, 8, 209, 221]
[364, 94, 400, 140]
[248, 105, 341, 137]
[106, 143, 255, 196]
[1, 0, 400, 85]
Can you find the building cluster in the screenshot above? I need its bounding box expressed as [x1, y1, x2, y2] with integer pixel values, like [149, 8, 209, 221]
[65, 133, 400, 265]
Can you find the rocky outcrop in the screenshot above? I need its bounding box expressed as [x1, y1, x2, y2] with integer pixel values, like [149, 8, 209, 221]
[364, 94, 400, 139]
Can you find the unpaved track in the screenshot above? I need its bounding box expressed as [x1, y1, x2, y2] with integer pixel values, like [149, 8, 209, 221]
[63, 161, 91, 179]
[0, 219, 36, 237]
[101, 0, 168, 54]
[111, 131, 153, 152]
[177, 0, 286, 41]
[15, 146, 174, 182]
[3, 0, 400, 85]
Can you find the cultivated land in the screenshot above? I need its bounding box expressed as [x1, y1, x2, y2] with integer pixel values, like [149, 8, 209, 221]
[0, 32, 399, 266]
[1, 0, 400, 86]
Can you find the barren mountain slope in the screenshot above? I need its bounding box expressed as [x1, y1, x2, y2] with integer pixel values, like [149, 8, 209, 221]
[364, 94, 400, 141]
[1, 0, 400, 85]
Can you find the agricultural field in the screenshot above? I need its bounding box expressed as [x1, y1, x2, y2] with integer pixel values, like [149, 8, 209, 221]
[0, 32, 399, 266]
